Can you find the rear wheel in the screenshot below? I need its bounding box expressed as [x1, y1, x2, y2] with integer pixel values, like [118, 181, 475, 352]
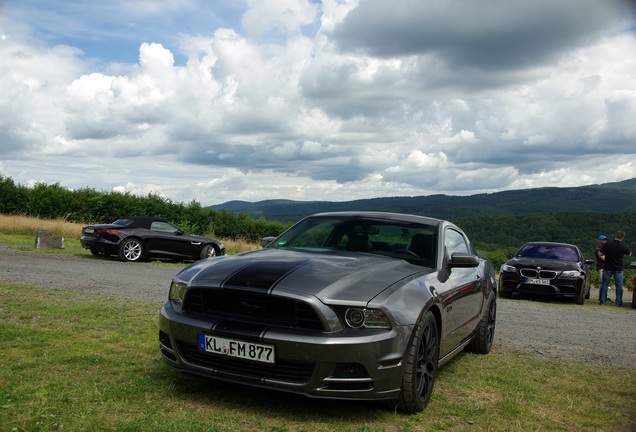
[119, 238, 144, 262]
[397, 311, 439, 413]
[467, 292, 496, 354]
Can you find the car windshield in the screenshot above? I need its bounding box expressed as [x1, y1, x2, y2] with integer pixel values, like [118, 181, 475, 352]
[517, 244, 578, 261]
[270, 215, 437, 266]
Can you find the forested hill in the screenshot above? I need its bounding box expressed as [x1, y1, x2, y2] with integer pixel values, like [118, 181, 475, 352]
[208, 178, 636, 223]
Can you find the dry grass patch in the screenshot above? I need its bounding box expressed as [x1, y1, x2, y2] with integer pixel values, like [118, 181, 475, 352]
[0, 214, 84, 239]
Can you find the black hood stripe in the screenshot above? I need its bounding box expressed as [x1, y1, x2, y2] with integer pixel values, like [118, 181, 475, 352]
[221, 259, 308, 292]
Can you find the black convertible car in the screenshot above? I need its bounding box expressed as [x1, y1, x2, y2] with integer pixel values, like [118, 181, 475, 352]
[499, 241, 593, 304]
[159, 212, 497, 413]
[80, 216, 225, 262]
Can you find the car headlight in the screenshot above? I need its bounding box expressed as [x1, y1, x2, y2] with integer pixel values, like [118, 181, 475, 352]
[344, 308, 391, 329]
[169, 281, 188, 311]
[560, 270, 582, 278]
[500, 264, 518, 273]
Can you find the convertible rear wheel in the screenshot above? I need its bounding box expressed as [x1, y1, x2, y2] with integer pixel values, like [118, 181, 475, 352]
[467, 292, 496, 354]
[119, 238, 144, 262]
[397, 311, 438, 413]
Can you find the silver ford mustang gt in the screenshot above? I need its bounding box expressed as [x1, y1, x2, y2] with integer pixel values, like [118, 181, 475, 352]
[159, 211, 497, 413]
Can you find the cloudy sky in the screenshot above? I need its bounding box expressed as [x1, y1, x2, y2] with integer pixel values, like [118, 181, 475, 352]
[1, 0, 635, 206]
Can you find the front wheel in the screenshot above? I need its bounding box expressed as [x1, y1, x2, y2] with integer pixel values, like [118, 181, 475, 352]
[575, 283, 585, 305]
[200, 244, 217, 260]
[119, 238, 144, 262]
[397, 311, 439, 413]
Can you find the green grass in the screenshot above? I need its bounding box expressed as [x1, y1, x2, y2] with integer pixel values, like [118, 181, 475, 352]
[1, 282, 635, 432]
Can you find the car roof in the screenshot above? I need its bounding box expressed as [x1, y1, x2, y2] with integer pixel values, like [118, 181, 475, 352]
[521, 241, 577, 247]
[307, 211, 445, 226]
[114, 216, 169, 229]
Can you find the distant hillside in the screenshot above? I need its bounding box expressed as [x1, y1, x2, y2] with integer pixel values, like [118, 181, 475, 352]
[208, 178, 636, 223]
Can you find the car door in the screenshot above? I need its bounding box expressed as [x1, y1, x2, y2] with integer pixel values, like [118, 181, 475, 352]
[437, 227, 483, 357]
[145, 221, 194, 258]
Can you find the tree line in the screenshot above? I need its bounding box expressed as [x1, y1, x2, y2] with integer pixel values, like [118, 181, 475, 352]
[2, 174, 635, 273]
[0, 175, 289, 242]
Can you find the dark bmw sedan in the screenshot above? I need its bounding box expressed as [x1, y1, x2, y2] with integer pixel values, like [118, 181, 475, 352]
[159, 211, 497, 413]
[499, 241, 593, 304]
[80, 216, 225, 262]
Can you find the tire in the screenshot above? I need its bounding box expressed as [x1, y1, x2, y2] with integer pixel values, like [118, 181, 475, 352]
[575, 284, 585, 305]
[397, 311, 439, 413]
[119, 238, 144, 262]
[498, 286, 512, 299]
[200, 244, 217, 260]
[467, 292, 496, 354]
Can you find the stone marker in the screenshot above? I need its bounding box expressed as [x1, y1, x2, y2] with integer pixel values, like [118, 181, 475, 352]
[35, 227, 65, 249]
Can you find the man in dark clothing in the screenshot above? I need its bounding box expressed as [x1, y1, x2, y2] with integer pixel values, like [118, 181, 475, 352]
[599, 230, 632, 306]
[595, 234, 607, 287]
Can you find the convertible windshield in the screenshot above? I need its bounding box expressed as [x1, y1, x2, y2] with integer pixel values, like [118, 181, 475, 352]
[271, 216, 437, 265]
[517, 244, 579, 261]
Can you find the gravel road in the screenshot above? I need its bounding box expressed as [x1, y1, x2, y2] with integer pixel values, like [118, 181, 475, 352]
[1, 244, 635, 368]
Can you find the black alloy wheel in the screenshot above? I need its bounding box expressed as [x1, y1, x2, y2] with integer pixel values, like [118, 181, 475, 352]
[467, 292, 496, 354]
[397, 310, 439, 413]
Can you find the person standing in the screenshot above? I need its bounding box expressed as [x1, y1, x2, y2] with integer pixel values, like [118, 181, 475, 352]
[599, 230, 632, 306]
[595, 235, 607, 289]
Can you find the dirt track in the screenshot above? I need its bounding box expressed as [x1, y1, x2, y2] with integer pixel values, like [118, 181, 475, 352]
[1, 244, 635, 368]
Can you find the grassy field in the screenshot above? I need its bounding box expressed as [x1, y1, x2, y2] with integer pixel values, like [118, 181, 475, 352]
[1, 215, 635, 431]
[1, 283, 635, 432]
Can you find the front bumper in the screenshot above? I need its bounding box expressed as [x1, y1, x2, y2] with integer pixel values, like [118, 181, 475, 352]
[499, 273, 584, 298]
[158, 302, 413, 400]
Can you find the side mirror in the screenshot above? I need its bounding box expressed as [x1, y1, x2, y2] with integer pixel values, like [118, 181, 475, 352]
[176, 229, 185, 236]
[261, 237, 276, 248]
[506, 252, 514, 259]
[449, 252, 479, 268]
[629, 261, 636, 269]
[584, 259, 594, 265]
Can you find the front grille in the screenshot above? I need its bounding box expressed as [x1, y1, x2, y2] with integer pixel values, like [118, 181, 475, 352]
[177, 341, 315, 383]
[184, 288, 324, 331]
[520, 269, 557, 279]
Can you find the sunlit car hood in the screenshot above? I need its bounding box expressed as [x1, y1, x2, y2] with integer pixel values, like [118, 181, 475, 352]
[505, 257, 581, 270]
[175, 249, 432, 304]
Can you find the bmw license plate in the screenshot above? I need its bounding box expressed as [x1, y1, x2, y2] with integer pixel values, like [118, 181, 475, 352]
[526, 278, 551, 285]
[198, 334, 275, 364]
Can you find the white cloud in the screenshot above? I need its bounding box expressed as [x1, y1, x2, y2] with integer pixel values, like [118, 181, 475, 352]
[242, 0, 319, 37]
[0, 0, 635, 207]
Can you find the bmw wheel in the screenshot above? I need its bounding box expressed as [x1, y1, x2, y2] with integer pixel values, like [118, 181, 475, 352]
[397, 310, 439, 413]
[119, 238, 144, 262]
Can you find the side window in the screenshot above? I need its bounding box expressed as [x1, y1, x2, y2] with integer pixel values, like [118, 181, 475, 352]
[151, 221, 177, 233]
[445, 229, 469, 257]
[286, 222, 333, 248]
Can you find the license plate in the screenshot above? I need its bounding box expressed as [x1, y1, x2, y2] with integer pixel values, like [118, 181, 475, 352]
[526, 278, 551, 285]
[198, 334, 275, 364]
[84, 228, 94, 234]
